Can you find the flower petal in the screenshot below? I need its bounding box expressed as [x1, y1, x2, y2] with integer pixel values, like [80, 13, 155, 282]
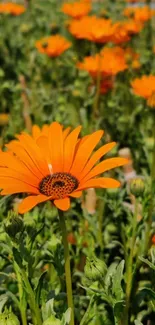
[69, 190, 82, 198]
[79, 142, 116, 180]
[70, 130, 104, 177]
[18, 195, 50, 214]
[64, 125, 81, 172]
[54, 197, 70, 211]
[78, 177, 121, 190]
[82, 157, 128, 182]
[48, 122, 63, 173]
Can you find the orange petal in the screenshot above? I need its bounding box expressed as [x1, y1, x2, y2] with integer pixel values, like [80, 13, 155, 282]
[18, 195, 50, 214]
[78, 177, 121, 190]
[32, 125, 41, 140]
[63, 126, 81, 172]
[48, 122, 63, 173]
[69, 191, 82, 198]
[79, 142, 116, 180]
[54, 197, 70, 211]
[63, 127, 71, 140]
[82, 157, 128, 182]
[70, 130, 104, 177]
[0, 180, 39, 195]
[17, 133, 49, 176]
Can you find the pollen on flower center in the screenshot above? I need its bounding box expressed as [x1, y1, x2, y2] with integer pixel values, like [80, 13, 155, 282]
[39, 172, 79, 199]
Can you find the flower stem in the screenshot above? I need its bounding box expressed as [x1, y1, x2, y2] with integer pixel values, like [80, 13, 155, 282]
[92, 54, 102, 122]
[21, 268, 42, 325]
[58, 210, 75, 325]
[124, 198, 138, 325]
[14, 262, 27, 325]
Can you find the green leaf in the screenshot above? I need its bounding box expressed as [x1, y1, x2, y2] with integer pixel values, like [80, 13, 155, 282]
[138, 287, 155, 300]
[139, 256, 155, 271]
[112, 260, 125, 300]
[12, 247, 22, 267]
[61, 308, 71, 325]
[134, 320, 143, 325]
[0, 294, 8, 313]
[35, 271, 47, 305]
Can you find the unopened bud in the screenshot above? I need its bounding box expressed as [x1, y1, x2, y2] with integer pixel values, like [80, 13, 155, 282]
[84, 256, 107, 281]
[4, 215, 24, 238]
[43, 315, 61, 325]
[130, 178, 145, 197]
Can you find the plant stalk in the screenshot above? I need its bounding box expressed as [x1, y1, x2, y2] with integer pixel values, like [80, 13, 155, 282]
[58, 210, 75, 325]
[124, 198, 138, 325]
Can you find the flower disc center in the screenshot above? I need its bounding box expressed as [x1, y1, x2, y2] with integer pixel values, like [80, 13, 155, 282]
[39, 172, 79, 199]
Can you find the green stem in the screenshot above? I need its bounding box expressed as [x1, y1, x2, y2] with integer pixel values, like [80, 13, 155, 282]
[14, 262, 27, 325]
[144, 112, 155, 254]
[92, 54, 102, 122]
[124, 198, 138, 325]
[21, 268, 42, 325]
[98, 200, 105, 250]
[58, 210, 75, 325]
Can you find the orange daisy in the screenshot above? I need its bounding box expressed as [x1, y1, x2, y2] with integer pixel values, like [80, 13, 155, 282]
[0, 2, 25, 15]
[131, 75, 155, 107]
[77, 47, 127, 77]
[0, 122, 127, 214]
[68, 16, 114, 43]
[62, 1, 91, 19]
[35, 35, 71, 57]
[124, 6, 155, 23]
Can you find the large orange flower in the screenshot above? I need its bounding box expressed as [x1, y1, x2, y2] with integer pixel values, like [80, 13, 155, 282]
[0, 2, 25, 15]
[131, 75, 155, 107]
[124, 6, 155, 23]
[62, 1, 91, 19]
[69, 16, 114, 43]
[77, 47, 128, 77]
[35, 35, 71, 57]
[0, 122, 127, 214]
[131, 75, 155, 99]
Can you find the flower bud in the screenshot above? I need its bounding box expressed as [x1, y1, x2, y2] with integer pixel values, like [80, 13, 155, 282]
[4, 215, 24, 238]
[84, 256, 107, 281]
[130, 178, 145, 197]
[0, 311, 20, 325]
[43, 315, 61, 325]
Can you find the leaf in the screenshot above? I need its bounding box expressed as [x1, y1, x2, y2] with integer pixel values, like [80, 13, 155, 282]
[35, 271, 47, 305]
[138, 287, 155, 300]
[112, 260, 125, 300]
[113, 301, 124, 321]
[61, 308, 71, 325]
[0, 294, 8, 313]
[42, 298, 55, 322]
[12, 247, 22, 267]
[134, 320, 143, 325]
[139, 256, 155, 271]
[104, 262, 118, 295]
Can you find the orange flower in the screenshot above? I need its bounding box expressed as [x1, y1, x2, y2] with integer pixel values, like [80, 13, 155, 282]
[0, 2, 25, 15]
[110, 22, 131, 44]
[123, 19, 143, 35]
[69, 16, 114, 43]
[131, 75, 155, 99]
[124, 6, 155, 23]
[77, 47, 127, 77]
[62, 1, 91, 19]
[0, 113, 9, 126]
[152, 234, 155, 245]
[0, 122, 127, 213]
[35, 35, 71, 57]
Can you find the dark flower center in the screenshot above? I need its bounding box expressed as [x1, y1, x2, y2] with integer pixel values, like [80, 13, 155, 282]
[39, 172, 79, 199]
